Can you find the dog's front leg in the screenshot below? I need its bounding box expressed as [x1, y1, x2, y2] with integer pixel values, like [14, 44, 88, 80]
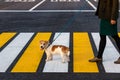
[45, 51, 50, 62]
[48, 54, 53, 60]
[46, 54, 52, 62]
[45, 56, 49, 62]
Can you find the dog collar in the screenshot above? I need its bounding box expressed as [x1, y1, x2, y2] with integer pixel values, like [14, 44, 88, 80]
[44, 43, 51, 49]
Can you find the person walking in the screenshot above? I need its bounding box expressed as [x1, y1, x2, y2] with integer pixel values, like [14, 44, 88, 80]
[89, 0, 120, 64]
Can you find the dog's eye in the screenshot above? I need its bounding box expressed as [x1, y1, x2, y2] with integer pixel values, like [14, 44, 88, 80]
[43, 43, 45, 45]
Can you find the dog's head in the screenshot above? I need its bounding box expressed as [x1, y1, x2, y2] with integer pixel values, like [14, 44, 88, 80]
[40, 40, 49, 50]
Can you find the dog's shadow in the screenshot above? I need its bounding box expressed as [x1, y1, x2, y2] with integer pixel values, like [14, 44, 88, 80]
[43, 55, 68, 72]
[45, 55, 68, 64]
[52, 55, 61, 61]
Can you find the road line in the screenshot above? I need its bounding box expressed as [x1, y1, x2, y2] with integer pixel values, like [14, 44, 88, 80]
[0, 33, 34, 72]
[2, 10, 119, 12]
[11, 33, 51, 72]
[0, 10, 96, 12]
[92, 33, 120, 73]
[73, 32, 99, 73]
[29, 0, 46, 11]
[32, 10, 96, 12]
[43, 33, 70, 72]
[0, 32, 16, 48]
[2, 9, 120, 12]
[86, 0, 97, 10]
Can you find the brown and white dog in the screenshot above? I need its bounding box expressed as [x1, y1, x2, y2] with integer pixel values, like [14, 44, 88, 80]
[40, 40, 70, 63]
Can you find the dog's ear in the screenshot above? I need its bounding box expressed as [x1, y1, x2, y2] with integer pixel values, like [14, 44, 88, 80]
[40, 40, 43, 43]
[45, 41, 48, 43]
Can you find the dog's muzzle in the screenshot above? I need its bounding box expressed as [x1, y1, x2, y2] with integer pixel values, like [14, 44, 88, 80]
[40, 46, 44, 50]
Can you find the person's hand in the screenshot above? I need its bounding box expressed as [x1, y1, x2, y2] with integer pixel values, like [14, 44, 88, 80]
[111, 20, 116, 25]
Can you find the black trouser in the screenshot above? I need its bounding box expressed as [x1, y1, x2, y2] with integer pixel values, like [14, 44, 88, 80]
[97, 34, 120, 58]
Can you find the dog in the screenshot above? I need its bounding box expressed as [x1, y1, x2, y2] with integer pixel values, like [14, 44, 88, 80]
[40, 40, 70, 63]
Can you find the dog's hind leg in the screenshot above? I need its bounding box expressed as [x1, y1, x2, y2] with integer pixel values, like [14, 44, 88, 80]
[61, 54, 66, 63]
[66, 51, 70, 62]
[66, 56, 70, 62]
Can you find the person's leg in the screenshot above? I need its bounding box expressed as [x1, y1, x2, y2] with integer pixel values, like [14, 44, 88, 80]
[111, 35, 120, 51]
[97, 35, 106, 58]
[111, 35, 120, 64]
[89, 34, 106, 62]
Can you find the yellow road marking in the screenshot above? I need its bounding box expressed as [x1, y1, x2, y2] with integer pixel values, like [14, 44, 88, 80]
[73, 32, 99, 73]
[11, 33, 51, 72]
[0, 32, 16, 48]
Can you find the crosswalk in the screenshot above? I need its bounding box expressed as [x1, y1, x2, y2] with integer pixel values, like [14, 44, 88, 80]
[0, 32, 120, 73]
[0, 33, 34, 72]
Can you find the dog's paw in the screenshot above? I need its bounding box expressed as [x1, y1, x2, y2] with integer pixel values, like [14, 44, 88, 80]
[62, 62, 65, 63]
[45, 59, 49, 62]
[67, 58, 70, 62]
[49, 58, 53, 60]
[62, 60, 66, 63]
[67, 60, 70, 62]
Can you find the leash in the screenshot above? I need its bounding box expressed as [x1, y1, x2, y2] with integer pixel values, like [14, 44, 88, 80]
[48, 11, 80, 47]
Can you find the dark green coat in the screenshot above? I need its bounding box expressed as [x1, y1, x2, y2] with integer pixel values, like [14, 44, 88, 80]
[96, 0, 119, 20]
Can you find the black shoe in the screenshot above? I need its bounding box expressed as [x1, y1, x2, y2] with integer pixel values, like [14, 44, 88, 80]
[114, 57, 120, 64]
